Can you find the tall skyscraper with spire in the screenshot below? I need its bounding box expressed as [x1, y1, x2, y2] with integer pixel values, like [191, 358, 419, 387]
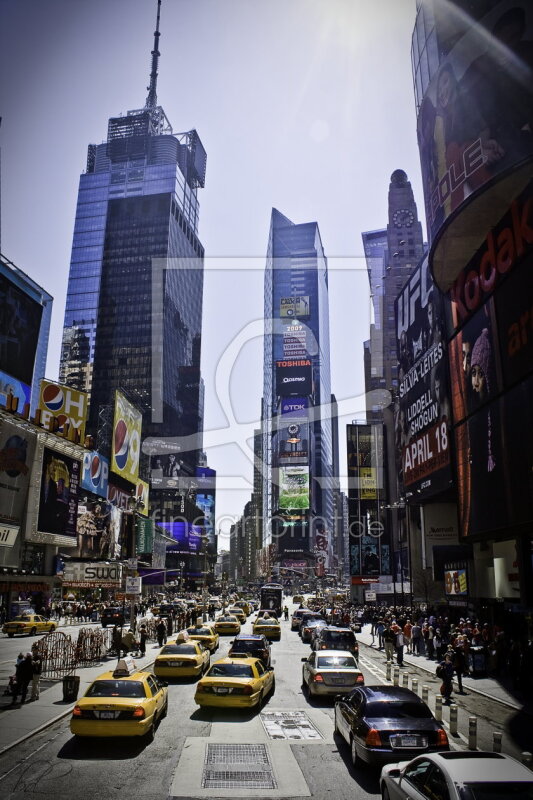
[262, 209, 334, 577]
[60, 0, 207, 490]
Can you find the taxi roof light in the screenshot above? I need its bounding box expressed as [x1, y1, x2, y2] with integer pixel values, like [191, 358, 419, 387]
[112, 657, 137, 677]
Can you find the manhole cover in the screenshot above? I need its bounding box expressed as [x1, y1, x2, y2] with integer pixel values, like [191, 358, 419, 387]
[202, 744, 277, 789]
[260, 710, 322, 740]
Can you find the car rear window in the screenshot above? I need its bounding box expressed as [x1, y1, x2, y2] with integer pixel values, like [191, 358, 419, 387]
[365, 701, 432, 719]
[219, 616, 237, 622]
[188, 628, 212, 636]
[323, 632, 355, 645]
[232, 641, 261, 651]
[317, 656, 356, 668]
[208, 664, 253, 678]
[161, 644, 197, 654]
[460, 784, 533, 800]
[87, 680, 146, 698]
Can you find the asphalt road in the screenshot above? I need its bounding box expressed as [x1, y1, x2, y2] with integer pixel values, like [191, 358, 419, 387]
[0, 607, 527, 800]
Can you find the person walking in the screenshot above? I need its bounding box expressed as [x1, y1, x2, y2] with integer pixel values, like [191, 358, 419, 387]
[411, 621, 422, 655]
[451, 639, 468, 695]
[437, 653, 455, 704]
[382, 623, 397, 663]
[283, 606, 289, 621]
[30, 646, 43, 701]
[403, 619, 413, 654]
[11, 653, 33, 705]
[139, 624, 148, 657]
[376, 619, 385, 650]
[156, 618, 167, 648]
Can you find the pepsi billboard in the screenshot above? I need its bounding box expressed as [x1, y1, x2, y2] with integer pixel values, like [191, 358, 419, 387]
[111, 390, 142, 484]
[38, 380, 88, 442]
[81, 451, 109, 499]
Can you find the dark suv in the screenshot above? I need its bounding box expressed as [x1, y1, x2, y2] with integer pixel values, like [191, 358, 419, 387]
[228, 633, 272, 667]
[101, 607, 127, 627]
[314, 626, 359, 660]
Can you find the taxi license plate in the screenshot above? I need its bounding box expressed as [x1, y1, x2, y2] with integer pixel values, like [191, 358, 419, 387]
[99, 711, 116, 719]
[214, 687, 229, 694]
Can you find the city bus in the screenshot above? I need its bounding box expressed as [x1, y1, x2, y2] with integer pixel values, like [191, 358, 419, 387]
[259, 584, 283, 617]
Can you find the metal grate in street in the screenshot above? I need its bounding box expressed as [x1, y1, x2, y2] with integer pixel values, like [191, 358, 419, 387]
[202, 770, 277, 790]
[205, 744, 270, 765]
[260, 710, 322, 740]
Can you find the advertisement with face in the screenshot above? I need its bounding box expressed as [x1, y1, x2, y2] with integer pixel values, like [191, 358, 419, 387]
[0, 419, 37, 528]
[417, 1, 533, 244]
[37, 447, 80, 539]
[396, 257, 452, 498]
[69, 499, 112, 559]
[279, 466, 309, 510]
[111, 390, 142, 483]
[0, 271, 43, 386]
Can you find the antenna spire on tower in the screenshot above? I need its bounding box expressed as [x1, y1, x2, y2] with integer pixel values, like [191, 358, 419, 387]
[145, 0, 162, 109]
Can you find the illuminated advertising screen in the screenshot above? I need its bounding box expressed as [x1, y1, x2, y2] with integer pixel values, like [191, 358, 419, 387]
[281, 397, 308, 415]
[495, 255, 533, 388]
[111, 390, 142, 483]
[0, 369, 31, 413]
[37, 380, 88, 442]
[81, 451, 109, 499]
[395, 256, 452, 498]
[135, 479, 149, 516]
[416, 1, 533, 247]
[0, 419, 37, 528]
[279, 466, 309, 510]
[160, 521, 202, 554]
[444, 564, 468, 596]
[277, 418, 309, 466]
[67, 499, 112, 559]
[37, 447, 80, 539]
[280, 296, 310, 319]
[282, 322, 308, 358]
[0, 271, 43, 386]
[276, 361, 313, 396]
[150, 452, 183, 488]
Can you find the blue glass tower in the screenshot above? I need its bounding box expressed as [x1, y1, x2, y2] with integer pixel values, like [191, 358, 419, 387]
[263, 209, 334, 573]
[59, 1, 206, 481]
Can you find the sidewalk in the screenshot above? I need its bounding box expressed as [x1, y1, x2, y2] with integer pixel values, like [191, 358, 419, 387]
[0, 643, 160, 756]
[357, 624, 529, 711]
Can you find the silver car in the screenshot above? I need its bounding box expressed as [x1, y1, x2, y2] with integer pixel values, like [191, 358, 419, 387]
[380, 751, 533, 800]
[301, 649, 364, 696]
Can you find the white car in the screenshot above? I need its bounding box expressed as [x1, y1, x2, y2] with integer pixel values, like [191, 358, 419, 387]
[380, 751, 533, 800]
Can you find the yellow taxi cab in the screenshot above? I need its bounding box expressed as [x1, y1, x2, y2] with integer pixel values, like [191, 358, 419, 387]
[2, 614, 57, 638]
[185, 624, 219, 653]
[70, 658, 168, 742]
[234, 600, 251, 616]
[292, 595, 305, 604]
[154, 640, 210, 678]
[194, 657, 275, 708]
[227, 606, 246, 624]
[252, 615, 281, 641]
[214, 614, 241, 635]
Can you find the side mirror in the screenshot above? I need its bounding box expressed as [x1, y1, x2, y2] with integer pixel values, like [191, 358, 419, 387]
[229, 640, 234, 644]
[301, 657, 308, 662]
[387, 768, 401, 779]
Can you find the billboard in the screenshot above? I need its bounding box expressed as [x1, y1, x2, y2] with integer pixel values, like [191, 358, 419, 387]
[195, 466, 216, 551]
[135, 478, 149, 516]
[160, 521, 202, 554]
[67, 498, 112, 559]
[37, 447, 80, 539]
[495, 254, 533, 389]
[417, 1, 533, 248]
[0, 271, 43, 386]
[282, 322, 308, 358]
[276, 361, 313, 396]
[277, 418, 309, 466]
[280, 296, 310, 318]
[150, 452, 183, 488]
[279, 466, 309, 510]
[111, 390, 142, 483]
[62, 560, 122, 588]
[281, 397, 308, 415]
[0, 419, 37, 528]
[81, 451, 109, 499]
[444, 564, 468, 596]
[0, 370, 31, 413]
[37, 380, 88, 442]
[396, 257, 452, 498]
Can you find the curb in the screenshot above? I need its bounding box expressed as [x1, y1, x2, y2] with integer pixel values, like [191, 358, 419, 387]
[358, 638, 522, 712]
[0, 658, 157, 758]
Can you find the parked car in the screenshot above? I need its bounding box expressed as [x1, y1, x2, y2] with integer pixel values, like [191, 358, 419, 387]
[380, 751, 533, 799]
[228, 634, 272, 667]
[334, 686, 449, 767]
[301, 650, 364, 696]
[314, 626, 359, 660]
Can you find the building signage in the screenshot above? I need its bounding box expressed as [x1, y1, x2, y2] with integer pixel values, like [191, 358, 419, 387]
[111, 390, 142, 483]
[0, 524, 18, 548]
[81, 451, 109, 499]
[0, 419, 37, 527]
[281, 397, 308, 415]
[283, 322, 308, 357]
[279, 466, 309, 510]
[0, 370, 31, 413]
[0, 270, 43, 386]
[280, 296, 310, 319]
[62, 560, 123, 587]
[277, 419, 309, 466]
[135, 478, 149, 516]
[37, 447, 80, 540]
[444, 563, 468, 596]
[37, 380, 88, 442]
[276, 363, 313, 397]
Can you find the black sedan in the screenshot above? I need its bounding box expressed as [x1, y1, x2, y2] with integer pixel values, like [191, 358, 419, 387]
[228, 633, 272, 668]
[334, 686, 449, 767]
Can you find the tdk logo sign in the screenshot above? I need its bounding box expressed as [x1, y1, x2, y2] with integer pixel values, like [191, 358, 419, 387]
[282, 397, 308, 414]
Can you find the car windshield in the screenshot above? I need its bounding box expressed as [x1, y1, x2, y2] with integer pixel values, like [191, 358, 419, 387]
[87, 680, 146, 698]
[305, 620, 324, 628]
[188, 628, 212, 636]
[365, 701, 432, 719]
[13, 616, 32, 622]
[255, 620, 276, 626]
[317, 656, 356, 668]
[460, 784, 533, 800]
[207, 664, 254, 678]
[161, 645, 197, 655]
[219, 616, 237, 622]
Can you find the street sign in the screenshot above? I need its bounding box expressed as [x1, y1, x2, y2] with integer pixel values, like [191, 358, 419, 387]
[364, 590, 377, 602]
[125, 576, 142, 595]
[125, 558, 138, 570]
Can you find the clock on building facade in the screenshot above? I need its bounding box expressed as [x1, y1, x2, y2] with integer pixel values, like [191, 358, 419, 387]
[392, 208, 415, 228]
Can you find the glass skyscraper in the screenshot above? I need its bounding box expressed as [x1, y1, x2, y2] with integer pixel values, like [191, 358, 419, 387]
[59, 6, 206, 483]
[262, 209, 334, 573]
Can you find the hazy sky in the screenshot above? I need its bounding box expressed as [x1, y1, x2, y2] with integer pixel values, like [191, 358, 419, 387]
[0, 0, 424, 545]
